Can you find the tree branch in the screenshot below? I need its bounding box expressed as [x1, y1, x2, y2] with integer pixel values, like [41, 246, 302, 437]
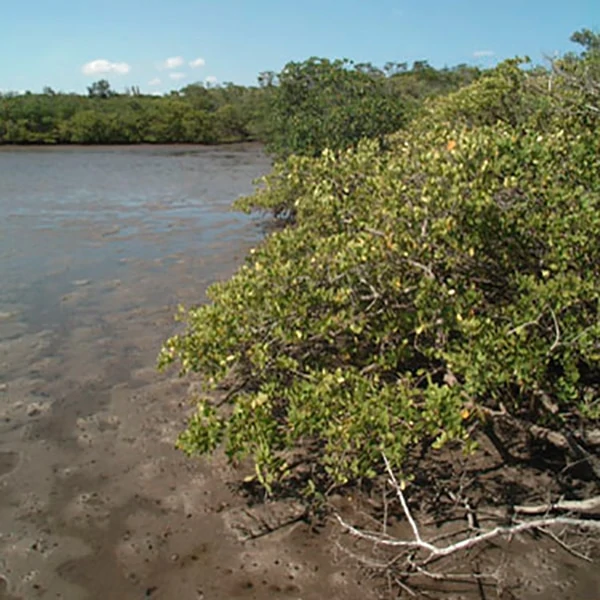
[514, 495, 600, 516]
[336, 453, 600, 580]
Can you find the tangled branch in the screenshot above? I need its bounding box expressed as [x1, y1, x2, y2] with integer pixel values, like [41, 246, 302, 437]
[335, 454, 600, 591]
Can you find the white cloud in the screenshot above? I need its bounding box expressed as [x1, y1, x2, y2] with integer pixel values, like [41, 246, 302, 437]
[169, 72, 186, 80]
[189, 57, 206, 68]
[148, 77, 161, 86]
[473, 50, 495, 58]
[82, 59, 131, 76]
[205, 75, 218, 85]
[159, 56, 184, 70]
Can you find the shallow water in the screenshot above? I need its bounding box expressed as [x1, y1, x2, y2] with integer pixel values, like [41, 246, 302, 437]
[0, 145, 270, 314]
[0, 144, 279, 598]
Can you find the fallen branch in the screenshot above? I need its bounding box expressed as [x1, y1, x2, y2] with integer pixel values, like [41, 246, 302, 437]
[514, 495, 600, 516]
[335, 453, 600, 589]
[337, 510, 600, 559]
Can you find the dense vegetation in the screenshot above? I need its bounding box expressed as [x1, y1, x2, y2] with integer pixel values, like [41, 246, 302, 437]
[0, 62, 479, 146]
[260, 59, 480, 158]
[160, 30, 600, 495]
[0, 81, 265, 144]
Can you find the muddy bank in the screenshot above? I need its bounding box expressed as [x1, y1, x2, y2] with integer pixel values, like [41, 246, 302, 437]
[2, 145, 598, 600]
[0, 274, 369, 599]
[0, 145, 373, 600]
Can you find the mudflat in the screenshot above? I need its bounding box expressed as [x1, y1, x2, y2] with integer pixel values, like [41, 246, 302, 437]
[0, 145, 372, 600]
[2, 145, 598, 600]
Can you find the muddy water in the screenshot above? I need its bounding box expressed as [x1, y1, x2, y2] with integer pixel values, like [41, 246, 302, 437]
[0, 145, 369, 600]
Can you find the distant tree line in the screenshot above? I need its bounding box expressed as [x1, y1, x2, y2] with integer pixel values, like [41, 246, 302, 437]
[0, 61, 480, 148]
[0, 79, 266, 144]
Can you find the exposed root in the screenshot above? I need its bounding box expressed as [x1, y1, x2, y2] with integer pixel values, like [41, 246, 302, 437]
[335, 453, 600, 595]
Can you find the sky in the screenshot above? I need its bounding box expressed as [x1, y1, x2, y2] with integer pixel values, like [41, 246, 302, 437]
[0, 0, 598, 95]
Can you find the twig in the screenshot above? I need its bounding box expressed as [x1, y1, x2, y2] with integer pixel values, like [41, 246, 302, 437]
[395, 577, 417, 597]
[529, 423, 569, 449]
[382, 454, 421, 543]
[335, 453, 599, 597]
[536, 389, 559, 414]
[337, 454, 600, 564]
[403, 258, 435, 280]
[507, 314, 542, 335]
[565, 434, 600, 480]
[363, 226, 386, 237]
[215, 378, 248, 407]
[538, 527, 593, 562]
[548, 308, 561, 352]
[243, 512, 307, 541]
[412, 564, 496, 585]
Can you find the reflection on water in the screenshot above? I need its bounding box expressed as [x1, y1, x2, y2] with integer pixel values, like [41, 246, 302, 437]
[0, 144, 270, 332]
[0, 145, 270, 298]
[0, 144, 271, 599]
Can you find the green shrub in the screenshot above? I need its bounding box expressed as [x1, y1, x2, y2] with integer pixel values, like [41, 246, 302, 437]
[160, 52, 600, 494]
[262, 58, 407, 159]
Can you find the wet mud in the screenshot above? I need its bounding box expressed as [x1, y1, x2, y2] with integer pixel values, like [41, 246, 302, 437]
[0, 145, 372, 600]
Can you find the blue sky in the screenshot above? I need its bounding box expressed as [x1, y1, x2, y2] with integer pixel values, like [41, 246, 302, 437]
[0, 0, 597, 94]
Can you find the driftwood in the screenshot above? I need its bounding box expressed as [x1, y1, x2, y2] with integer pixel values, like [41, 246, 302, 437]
[335, 454, 600, 592]
[514, 495, 600, 516]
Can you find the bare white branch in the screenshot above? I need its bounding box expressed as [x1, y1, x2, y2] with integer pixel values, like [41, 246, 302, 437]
[539, 527, 593, 562]
[514, 495, 600, 516]
[382, 454, 422, 543]
[335, 453, 600, 589]
[337, 512, 600, 557]
[549, 308, 561, 352]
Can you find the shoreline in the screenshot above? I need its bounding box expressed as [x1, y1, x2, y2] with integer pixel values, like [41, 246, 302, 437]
[0, 140, 266, 152]
[0, 144, 371, 600]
